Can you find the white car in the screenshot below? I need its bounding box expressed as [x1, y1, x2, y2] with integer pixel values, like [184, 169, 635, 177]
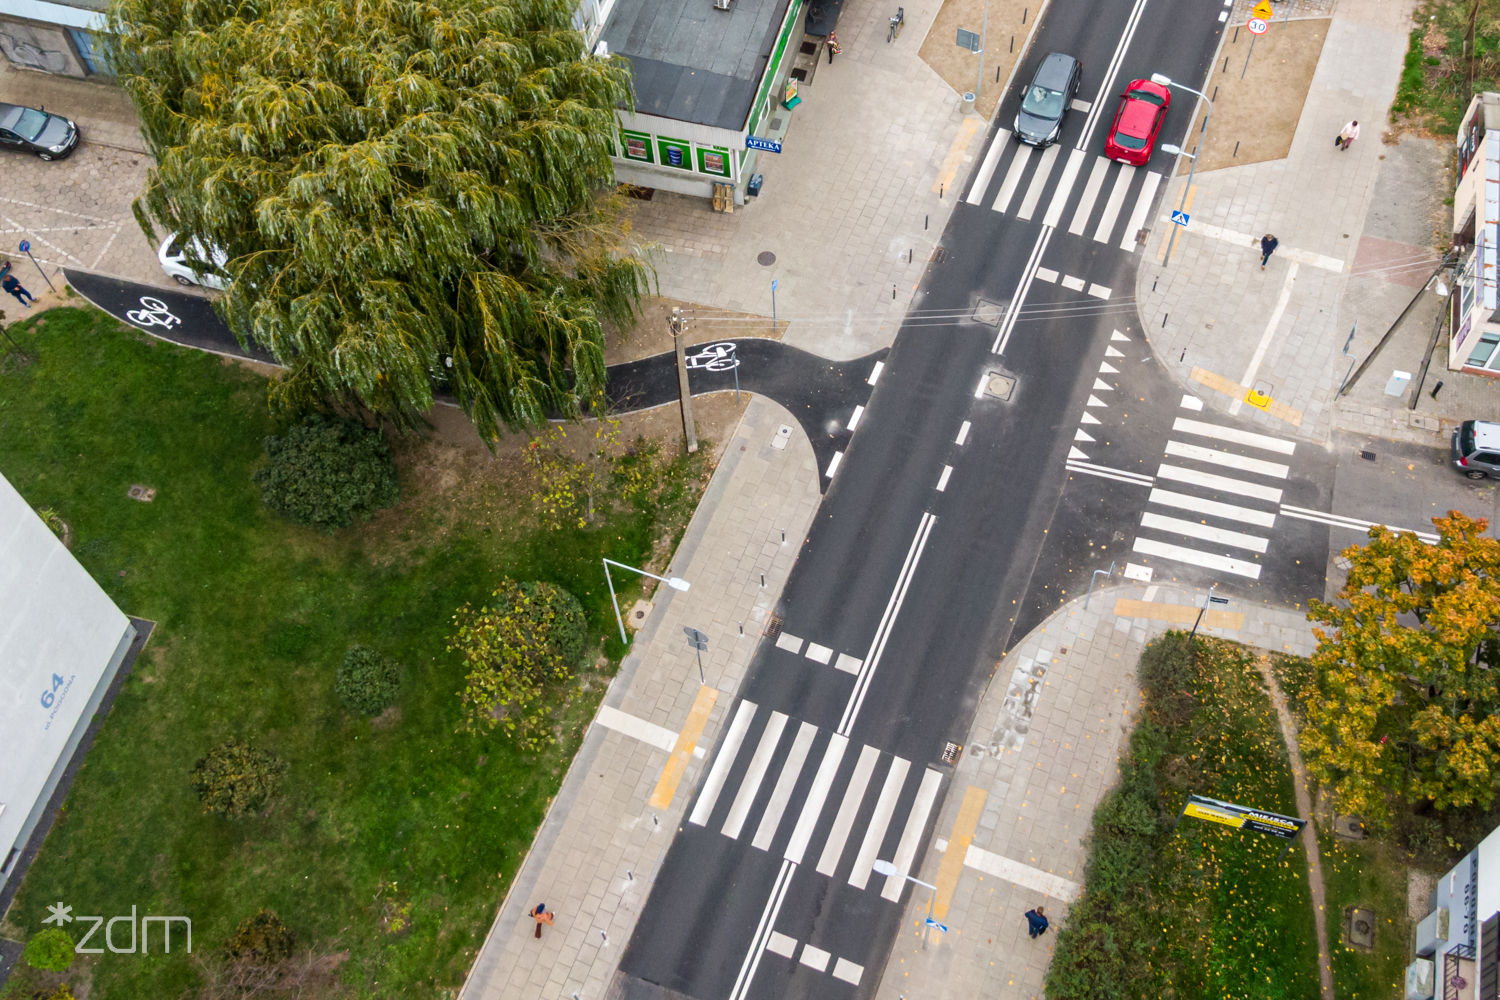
[158, 235, 229, 291]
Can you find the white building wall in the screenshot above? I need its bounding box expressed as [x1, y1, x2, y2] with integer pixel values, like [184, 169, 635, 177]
[0, 471, 134, 887]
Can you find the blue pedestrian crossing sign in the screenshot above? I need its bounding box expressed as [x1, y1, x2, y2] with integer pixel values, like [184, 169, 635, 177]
[1170, 210, 1190, 227]
[925, 917, 949, 933]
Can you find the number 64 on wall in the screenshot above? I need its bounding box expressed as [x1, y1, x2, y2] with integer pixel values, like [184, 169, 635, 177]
[40, 672, 65, 708]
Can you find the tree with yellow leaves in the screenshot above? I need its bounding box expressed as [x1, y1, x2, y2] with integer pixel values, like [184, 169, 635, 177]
[1303, 511, 1500, 825]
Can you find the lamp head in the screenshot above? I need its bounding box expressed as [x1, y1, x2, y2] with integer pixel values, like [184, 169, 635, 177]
[1150, 72, 1172, 86]
[872, 859, 899, 877]
[667, 577, 691, 592]
[1161, 143, 1183, 155]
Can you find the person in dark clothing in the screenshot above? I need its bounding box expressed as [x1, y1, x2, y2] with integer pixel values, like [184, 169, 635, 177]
[1260, 234, 1279, 270]
[1025, 906, 1049, 938]
[3, 273, 34, 307]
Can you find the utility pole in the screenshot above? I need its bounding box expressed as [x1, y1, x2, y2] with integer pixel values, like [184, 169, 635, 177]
[672, 307, 698, 454]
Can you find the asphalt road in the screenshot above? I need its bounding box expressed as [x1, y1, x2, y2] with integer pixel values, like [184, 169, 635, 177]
[613, 0, 1274, 998]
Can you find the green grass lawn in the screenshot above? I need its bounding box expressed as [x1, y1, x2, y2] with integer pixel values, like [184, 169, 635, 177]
[1046, 633, 1321, 1000]
[0, 306, 709, 998]
[1320, 833, 1414, 1000]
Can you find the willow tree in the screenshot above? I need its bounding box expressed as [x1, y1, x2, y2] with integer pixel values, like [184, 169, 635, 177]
[109, 0, 649, 437]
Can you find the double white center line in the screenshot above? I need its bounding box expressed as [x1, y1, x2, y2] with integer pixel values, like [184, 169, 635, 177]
[730, 858, 797, 1000]
[838, 511, 937, 736]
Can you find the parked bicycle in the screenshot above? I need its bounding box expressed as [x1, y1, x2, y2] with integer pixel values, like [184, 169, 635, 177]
[887, 6, 904, 42]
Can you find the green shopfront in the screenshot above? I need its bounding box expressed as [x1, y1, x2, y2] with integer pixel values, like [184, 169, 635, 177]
[600, 0, 804, 206]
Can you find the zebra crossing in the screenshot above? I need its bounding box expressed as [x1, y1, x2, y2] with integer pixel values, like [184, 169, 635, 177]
[1064, 333, 1298, 580]
[699, 700, 944, 996]
[966, 131, 1166, 251]
[690, 700, 943, 892]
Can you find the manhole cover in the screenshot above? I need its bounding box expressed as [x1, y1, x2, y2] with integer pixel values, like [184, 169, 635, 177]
[790, 68, 807, 81]
[972, 299, 1005, 326]
[983, 371, 1016, 400]
[1344, 906, 1376, 950]
[127, 484, 157, 502]
[1334, 814, 1365, 839]
[769, 117, 784, 131]
[757, 251, 777, 266]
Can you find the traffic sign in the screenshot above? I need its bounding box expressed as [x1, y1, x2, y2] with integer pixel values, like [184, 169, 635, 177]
[925, 918, 949, 933]
[683, 626, 709, 651]
[1250, 0, 1273, 18]
[1247, 16, 1269, 33]
[18, 240, 28, 253]
[1170, 210, 1190, 227]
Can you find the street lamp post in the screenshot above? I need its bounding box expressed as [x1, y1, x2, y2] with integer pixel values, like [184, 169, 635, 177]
[602, 558, 690, 645]
[872, 860, 943, 950]
[1152, 73, 1213, 268]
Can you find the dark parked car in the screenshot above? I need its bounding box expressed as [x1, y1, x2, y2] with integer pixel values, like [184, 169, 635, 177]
[1452, 419, 1500, 479]
[1014, 52, 1082, 147]
[0, 103, 78, 160]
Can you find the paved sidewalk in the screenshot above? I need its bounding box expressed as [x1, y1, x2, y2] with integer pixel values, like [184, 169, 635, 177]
[1136, 0, 1416, 442]
[459, 395, 821, 1000]
[627, 0, 990, 360]
[874, 583, 1317, 1000]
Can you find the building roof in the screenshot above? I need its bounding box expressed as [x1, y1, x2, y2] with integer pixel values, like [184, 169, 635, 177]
[602, 0, 793, 132]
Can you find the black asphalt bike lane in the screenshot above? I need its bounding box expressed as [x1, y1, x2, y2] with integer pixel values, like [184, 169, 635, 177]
[65, 269, 883, 478]
[617, 1, 1233, 998]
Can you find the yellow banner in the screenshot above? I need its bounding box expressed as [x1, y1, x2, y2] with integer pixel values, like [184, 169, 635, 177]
[1185, 801, 1246, 828]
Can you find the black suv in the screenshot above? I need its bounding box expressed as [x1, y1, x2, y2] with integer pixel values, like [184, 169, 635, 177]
[1014, 52, 1082, 147]
[0, 103, 79, 160]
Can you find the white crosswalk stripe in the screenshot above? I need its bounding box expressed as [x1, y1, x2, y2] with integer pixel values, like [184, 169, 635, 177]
[1017, 143, 1061, 220]
[1118, 169, 1160, 251]
[1069, 156, 1110, 234]
[1133, 537, 1263, 578]
[723, 711, 788, 839]
[1140, 511, 1269, 553]
[1147, 488, 1277, 527]
[1156, 464, 1284, 503]
[752, 721, 817, 850]
[993, 143, 1032, 213]
[1042, 148, 1086, 228]
[816, 743, 879, 875]
[966, 130, 1010, 205]
[1093, 163, 1134, 242]
[850, 756, 909, 889]
[1163, 440, 1289, 479]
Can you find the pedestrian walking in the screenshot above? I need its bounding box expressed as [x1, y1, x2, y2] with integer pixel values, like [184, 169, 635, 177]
[3, 273, 34, 308]
[529, 902, 555, 939]
[1336, 120, 1360, 150]
[1260, 233, 1279, 270]
[826, 32, 841, 63]
[1025, 906, 1049, 939]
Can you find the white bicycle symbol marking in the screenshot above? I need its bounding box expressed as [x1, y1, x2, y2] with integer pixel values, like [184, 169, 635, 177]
[685, 342, 740, 371]
[126, 296, 182, 329]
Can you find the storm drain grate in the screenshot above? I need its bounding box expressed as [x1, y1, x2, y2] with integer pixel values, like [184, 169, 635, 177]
[765, 615, 784, 639]
[930, 246, 948, 264]
[941, 741, 962, 764]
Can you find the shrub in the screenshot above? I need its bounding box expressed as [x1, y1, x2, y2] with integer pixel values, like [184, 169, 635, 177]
[253, 415, 399, 530]
[448, 579, 588, 748]
[191, 739, 288, 818]
[23, 928, 74, 972]
[336, 645, 401, 716]
[224, 908, 295, 964]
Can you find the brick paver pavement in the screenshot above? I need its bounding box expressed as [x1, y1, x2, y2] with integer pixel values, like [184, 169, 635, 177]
[460, 395, 822, 1000]
[1135, 0, 1416, 443]
[0, 64, 165, 289]
[627, 0, 992, 361]
[874, 583, 1317, 1000]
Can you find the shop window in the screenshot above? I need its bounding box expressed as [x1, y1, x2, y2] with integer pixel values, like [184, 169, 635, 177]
[1467, 330, 1500, 368]
[619, 131, 653, 163]
[697, 146, 730, 177]
[657, 137, 692, 170]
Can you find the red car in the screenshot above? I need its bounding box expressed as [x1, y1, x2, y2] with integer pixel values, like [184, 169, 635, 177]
[1104, 79, 1171, 165]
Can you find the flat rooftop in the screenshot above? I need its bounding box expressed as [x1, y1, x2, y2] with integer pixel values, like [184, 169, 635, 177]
[602, 0, 794, 132]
